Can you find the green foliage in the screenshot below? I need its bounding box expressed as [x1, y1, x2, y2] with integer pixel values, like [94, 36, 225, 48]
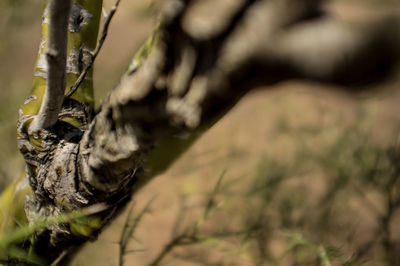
[0, 204, 106, 265]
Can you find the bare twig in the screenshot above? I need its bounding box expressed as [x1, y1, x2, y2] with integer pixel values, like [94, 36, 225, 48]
[66, 0, 121, 98]
[29, 0, 71, 131]
[118, 198, 154, 266]
[50, 249, 69, 266]
[203, 170, 226, 220]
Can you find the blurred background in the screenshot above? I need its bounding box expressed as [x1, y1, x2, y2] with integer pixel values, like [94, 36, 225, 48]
[1, 0, 400, 265]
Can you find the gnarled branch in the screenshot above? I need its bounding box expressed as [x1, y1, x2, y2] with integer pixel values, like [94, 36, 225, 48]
[82, 0, 400, 192]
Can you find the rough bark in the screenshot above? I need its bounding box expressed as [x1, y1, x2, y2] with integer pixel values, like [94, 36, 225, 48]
[7, 0, 400, 263]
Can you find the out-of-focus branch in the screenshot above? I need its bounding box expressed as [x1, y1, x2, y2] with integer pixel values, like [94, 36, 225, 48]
[29, 0, 71, 132]
[80, 0, 400, 194]
[260, 15, 400, 84]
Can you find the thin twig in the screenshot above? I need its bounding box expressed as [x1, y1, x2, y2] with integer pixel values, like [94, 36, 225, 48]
[203, 170, 226, 220]
[172, 194, 188, 237]
[66, 0, 121, 98]
[50, 249, 69, 266]
[30, 0, 71, 131]
[118, 198, 154, 266]
[148, 234, 189, 266]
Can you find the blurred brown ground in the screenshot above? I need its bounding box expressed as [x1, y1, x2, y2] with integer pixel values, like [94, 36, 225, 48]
[1, 0, 400, 265]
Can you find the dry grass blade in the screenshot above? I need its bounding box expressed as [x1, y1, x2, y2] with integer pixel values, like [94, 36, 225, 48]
[0, 203, 107, 249]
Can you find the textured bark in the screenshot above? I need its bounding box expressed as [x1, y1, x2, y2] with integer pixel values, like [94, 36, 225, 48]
[9, 0, 400, 263]
[15, 0, 103, 262]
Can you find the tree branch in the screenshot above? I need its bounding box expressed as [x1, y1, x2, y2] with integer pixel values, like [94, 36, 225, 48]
[29, 0, 71, 132]
[66, 0, 121, 99]
[10, 0, 400, 263]
[80, 0, 400, 194]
